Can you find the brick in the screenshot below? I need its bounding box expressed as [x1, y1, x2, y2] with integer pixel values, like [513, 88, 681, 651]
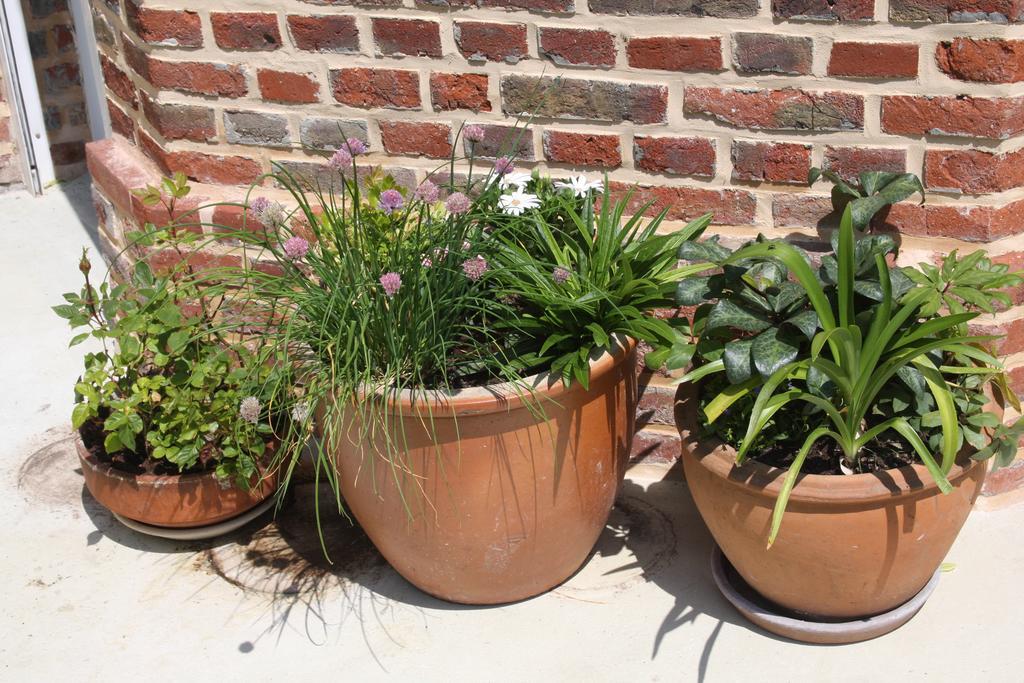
[972, 317, 1024, 355]
[211, 205, 267, 239]
[107, 99, 135, 139]
[28, 31, 46, 59]
[27, 0, 66, 18]
[372, 17, 442, 57]
[626, 36, 722, 72]
[637, 374, 682, 427]
[539, 27, 616, 67]
[925, 148, 1024, 194]
[773, 194, 837, 228]
[590, 0, 756, 16]
[610, 182, 756, 224]
[211, 12, 281, 51]
[685, 87, 864, 132]
[430, 73, 491, 112]
[890, 0, 1023, 23]
[258, 69, 320, 104]
[993, 250, 1024, 306]
[773, 0, 874, 20]
[52, 24, 75, 53]
[100, 55, 136, 109]
[502, 75, 667, 124]
[147, 250, 242, 277]
[881, 95, 1024, 140]
[629, 426, 681, 465]
[462, 124, 535, 160]
[828, 42, 919, 79]
[86, 138, 160, 214]
[145, 59, 247, 98]
[299, 118, 370, 151]
[141, 94, 215, 142]
[936, 38, 1024, 84]
[164, 151, 263, 185]
[733, 33, 812, 75]
[543, 130, 621, 167]
[633, 136, 715, 178]
[287, 14, 359, 52]
[224, 111, 291, 148]
[823, 147, 907, 183]
[873, 201, 1023, 242]
[43, 63, 80, 93]
[51, 141, 85, 166]
[421, 0, 573, 11]
[731, 141, 810, 184]
[125, 2, 202, 47]
[274, 160, 417, 194]
[982, 459, 1024, 497]
[331, 68, 420, 109]
[379, 121, 452, 159]
[455, 21, 528, 63]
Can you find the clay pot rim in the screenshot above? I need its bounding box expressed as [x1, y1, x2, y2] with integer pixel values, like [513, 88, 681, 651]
[357, 334, 637, 417]
[678, 380, 987, 505]
[74, 430, 277, 487]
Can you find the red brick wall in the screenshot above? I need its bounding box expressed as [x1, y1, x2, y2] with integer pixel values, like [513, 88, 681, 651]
[0, 69, 26, 188]
[24, 0, 91, 179]
[87, 0, 1024, 488]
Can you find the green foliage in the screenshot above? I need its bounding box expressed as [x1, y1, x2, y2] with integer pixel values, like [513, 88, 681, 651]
[56, 177, 274, 486]
[678, 205, 1024, 546]
[809, 167, 925, 230]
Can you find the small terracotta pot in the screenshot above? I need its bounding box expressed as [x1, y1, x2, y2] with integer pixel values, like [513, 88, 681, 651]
[329, 338, 637, 604]
[76, 434, 278, 528]
[679, 382, 987, 619]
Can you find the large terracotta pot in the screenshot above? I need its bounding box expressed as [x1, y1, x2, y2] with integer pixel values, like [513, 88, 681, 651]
[678, 383, 986, 619]
[76, 434, 278, 528]
[330, 339, 637, 604]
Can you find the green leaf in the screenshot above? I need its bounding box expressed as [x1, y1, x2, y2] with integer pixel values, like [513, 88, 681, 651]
[71, 403, 91, 429]
[679, 237, 731, 263]
[705, 299, 771, 333]
[723, 339, 754, 384]
[103, 432, 123, 454]
[677, 276, 714, 306]
[751, 327, 800, 378]
[768, 426, 835, 547]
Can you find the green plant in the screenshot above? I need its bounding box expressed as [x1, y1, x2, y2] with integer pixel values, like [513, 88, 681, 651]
[809, 167, 925, 230]
[221, 128, 710, 545]
[678, 206, 1024, 546]
[55, 174, 276, 485]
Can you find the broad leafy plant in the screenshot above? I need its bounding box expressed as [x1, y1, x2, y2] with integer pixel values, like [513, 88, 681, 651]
[679, 206, 1024, 546]
[56, 174, 276, 485]
[809, 167, 925, 230]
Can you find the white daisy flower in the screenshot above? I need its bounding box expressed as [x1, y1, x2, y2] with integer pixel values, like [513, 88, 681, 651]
[555, 174, 604, 198]
[498, 172, 532, 191]
[498, 190, 541, 216]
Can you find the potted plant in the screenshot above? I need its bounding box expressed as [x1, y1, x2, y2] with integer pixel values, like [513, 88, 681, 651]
[56, 173, 280, 538]
[232, 129, 710, 603]
[664, 170, 1024, 641]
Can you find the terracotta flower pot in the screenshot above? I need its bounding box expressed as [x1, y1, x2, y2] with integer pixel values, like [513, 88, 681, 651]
[330, 339, 638, 604]
[678, 382, 987, 619]
[76, 434, 278, 528]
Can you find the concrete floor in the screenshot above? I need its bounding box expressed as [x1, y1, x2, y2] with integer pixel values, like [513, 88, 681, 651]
[2, 177, 1023, 682]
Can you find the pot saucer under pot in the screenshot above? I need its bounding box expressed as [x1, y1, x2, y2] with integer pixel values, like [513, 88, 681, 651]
[710, 545, 940, 645]
[111, 497, 276, 541]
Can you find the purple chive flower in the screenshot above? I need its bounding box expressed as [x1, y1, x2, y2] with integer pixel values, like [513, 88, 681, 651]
[414, 181, 440, 203]
[464, 124, 486, 143]
[379, 271, 402, 297]
[421, 255, 433, 268]
[239, 396, 261, 425]
[328, 148, 352, 171]
[283, 236, 310, 260]
[494, 157, 514, 175]
[346, 137, 368, 155]
[552, 266, 571, 284]
[462, 240, 472, 251]
[462, 255, 488, 282]
[446, 192, 471, 215]
[377, 189, 404, 215]
[249, 197, 270, 214]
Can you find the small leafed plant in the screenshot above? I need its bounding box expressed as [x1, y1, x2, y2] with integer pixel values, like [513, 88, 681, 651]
[809, 167, 925, 230]
[55, 174, 276, 485]
[675, 196, 1024, 545]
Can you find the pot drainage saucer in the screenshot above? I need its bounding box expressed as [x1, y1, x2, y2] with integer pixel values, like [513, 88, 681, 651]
[710, 545, 940, 645]
[112, 497, 276, 541]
